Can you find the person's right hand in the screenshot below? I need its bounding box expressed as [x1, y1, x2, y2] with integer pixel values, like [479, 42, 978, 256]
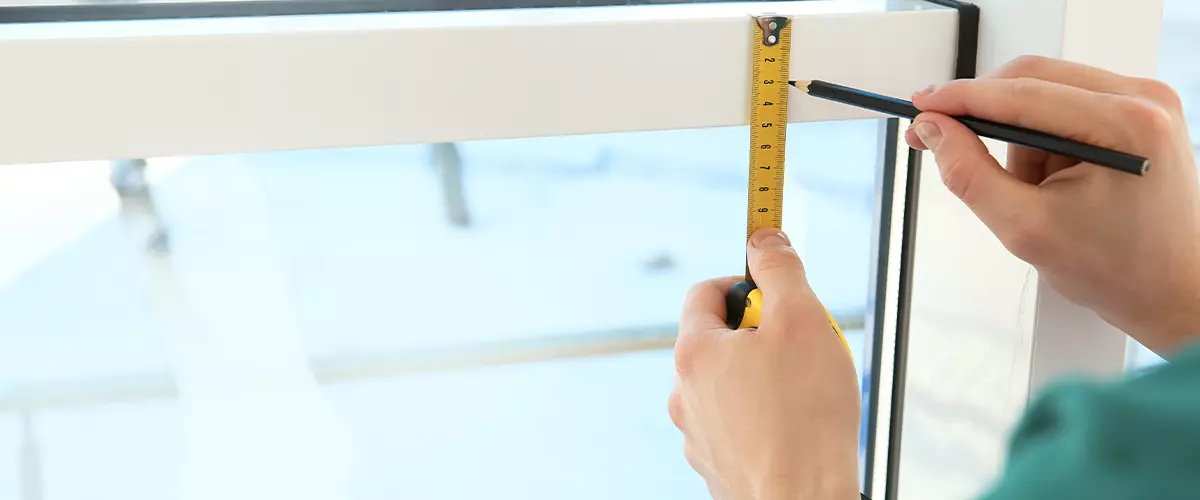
[904, 55, 1200, 355]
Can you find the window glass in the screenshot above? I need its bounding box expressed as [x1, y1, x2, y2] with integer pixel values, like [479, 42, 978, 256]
[0, 119, 888, 499]
[1127, 0, 1199, 370]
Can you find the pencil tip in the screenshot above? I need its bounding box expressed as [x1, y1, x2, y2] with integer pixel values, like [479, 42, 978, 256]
[788, 80, 811, 92]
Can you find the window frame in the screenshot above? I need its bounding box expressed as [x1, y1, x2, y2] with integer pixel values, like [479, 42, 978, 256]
[5, 0, 816, 23]
[0, 1, 959, 165]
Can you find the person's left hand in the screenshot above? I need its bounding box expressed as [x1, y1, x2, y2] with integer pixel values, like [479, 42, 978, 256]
[668, 228, 861, 500]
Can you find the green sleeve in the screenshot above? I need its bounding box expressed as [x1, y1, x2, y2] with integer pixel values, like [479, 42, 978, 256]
[979, 341, 1200, 500]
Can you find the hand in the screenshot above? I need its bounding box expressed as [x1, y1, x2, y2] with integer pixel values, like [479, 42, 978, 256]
[669, 228, 860, 500]
[905, 55, 1200, 355]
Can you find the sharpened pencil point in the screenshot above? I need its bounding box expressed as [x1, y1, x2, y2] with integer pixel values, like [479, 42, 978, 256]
[787, 80, 811, 92]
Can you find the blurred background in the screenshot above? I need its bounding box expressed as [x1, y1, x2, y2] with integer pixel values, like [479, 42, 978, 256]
[0, 1, 1196, 499]
[0, 118, 882, 500]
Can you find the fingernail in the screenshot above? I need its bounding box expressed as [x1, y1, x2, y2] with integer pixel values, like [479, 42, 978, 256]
[751, 228, 790, 248]
[913, 84, 936, 98]
[912, 122, 942, 152]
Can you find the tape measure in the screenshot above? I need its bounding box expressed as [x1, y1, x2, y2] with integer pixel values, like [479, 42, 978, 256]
[744, 15, 791, 248]
[724, 15, 851, 357]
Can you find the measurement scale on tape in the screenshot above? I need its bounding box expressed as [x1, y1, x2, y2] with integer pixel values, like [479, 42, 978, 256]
[745, 15, 791, 251]
[725, 15, 851, 356]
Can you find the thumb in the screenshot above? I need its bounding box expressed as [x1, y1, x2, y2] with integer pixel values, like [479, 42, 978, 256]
[746, 228, 817, 313]
[907, 113, 1050, 262]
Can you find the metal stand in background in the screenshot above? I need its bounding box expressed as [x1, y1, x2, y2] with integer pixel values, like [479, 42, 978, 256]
[432, 143, 471, 228]
[18, 413, 42, 500]
[109, 158, 170, 254]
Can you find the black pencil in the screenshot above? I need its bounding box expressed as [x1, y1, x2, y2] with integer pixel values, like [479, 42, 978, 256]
[788, 79, 1149, 176]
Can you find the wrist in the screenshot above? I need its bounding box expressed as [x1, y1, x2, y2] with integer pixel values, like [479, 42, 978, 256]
[1119, 282, 1200, 356]
[755, 478, 858, 500]
[1141, 254, 1200, 354]
[751, 460, 859, 500]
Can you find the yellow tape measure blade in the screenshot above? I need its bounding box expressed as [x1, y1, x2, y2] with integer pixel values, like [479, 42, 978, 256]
[730, 17, 849, 359]
[747, 15, 791, 251]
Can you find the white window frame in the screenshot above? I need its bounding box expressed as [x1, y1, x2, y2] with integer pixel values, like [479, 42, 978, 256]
[0, 0, 959, 164]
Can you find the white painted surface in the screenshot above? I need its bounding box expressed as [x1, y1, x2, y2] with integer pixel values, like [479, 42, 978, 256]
[0, 1, 956, 165]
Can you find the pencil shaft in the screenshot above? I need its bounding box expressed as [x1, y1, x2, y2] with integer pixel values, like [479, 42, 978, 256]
[805, 80, 921, 119]
[804, 80, 1148, 176]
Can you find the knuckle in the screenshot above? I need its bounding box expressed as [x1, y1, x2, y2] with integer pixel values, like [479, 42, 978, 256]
[1133, 78, 1184, 111]
[686, 441, 700, 470]
[1005, 77, 1043, 101]
[998, 55, 1050, 76]
[1144, 106, 1175, 137]
[998, 78, 1047, 128]
[1120, 98, 1174, 138]
[934, 78, 972, 97]
[683, 442, 704, 471]
[667, 392, 684, 430]
[673, 331, 705, 376]
[681, 282, 706, 309]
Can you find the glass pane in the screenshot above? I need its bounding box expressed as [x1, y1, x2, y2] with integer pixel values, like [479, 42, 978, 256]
[1127, 0, 1200, 370]
[0, 119, 886, 499]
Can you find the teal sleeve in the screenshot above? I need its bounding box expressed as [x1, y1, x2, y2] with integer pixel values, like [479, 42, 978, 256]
[979, 341, 1200, 500]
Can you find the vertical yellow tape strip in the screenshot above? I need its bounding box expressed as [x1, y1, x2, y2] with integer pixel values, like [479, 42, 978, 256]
[746, 17, 791, 247]
[746, 17, 850, 359]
